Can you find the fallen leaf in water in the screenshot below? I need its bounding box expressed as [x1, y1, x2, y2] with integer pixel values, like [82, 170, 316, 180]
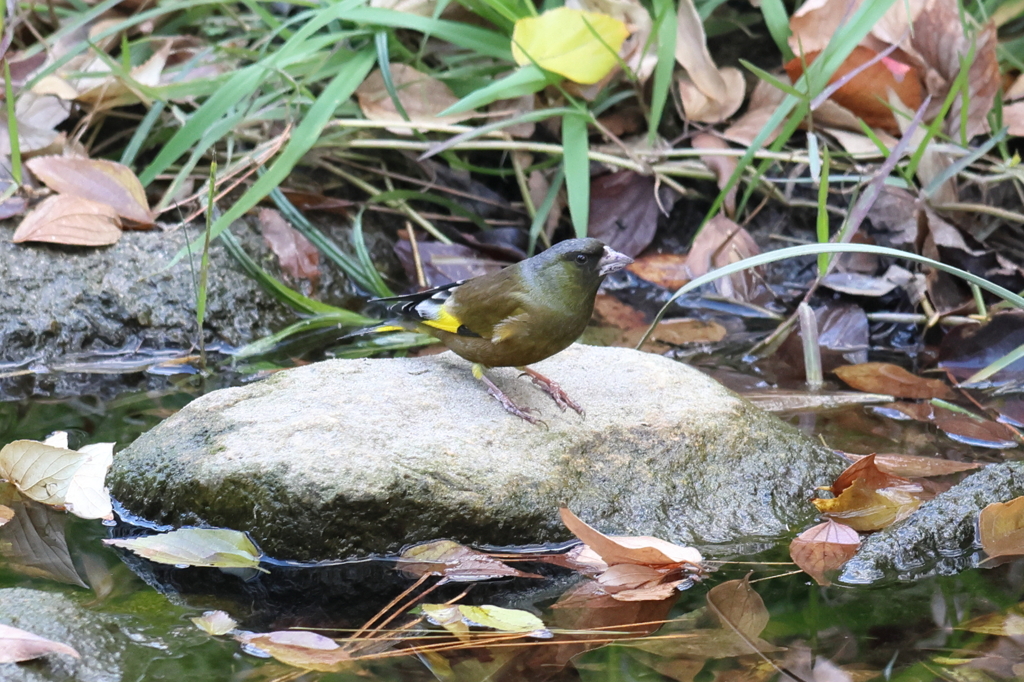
[832, 454, 919, 496]
[422, 603, 552, 638]
[958, 604, 1024, 636]
[560, 507, 703, 567]
[980, 497, 1024, 561]
[0, 437, 113, 519]
[707, 575, 769, 640]
[790, 520, 860, 586]
[239, 630, 351, 672]
[813, 477, 924, 532]
[192, 610, 238, 636]
[834, 362, 955, 400]
[105, 528, 264, 570]
[840, 452, 982, 477]
[399, 539, 541, 582]
[0, 504, 13, 526]
[13, 195, 122, 246]
[0, 624, 79, 663]
[0, 487, 88, 587]
[938, 312, 1024, 384]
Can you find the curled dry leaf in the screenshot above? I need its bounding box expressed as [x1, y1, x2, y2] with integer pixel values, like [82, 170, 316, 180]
[812, 477, 924, 531]
[192, 610, 238, 636]
[0, 438, 113, 519]
[789, 519, 860, 586]
[355, 64, 472, 133]
[238, 630, 350, 672]
[13, 195, 122, 247]
[685, 215, 770, 304]
[559, 507, 703, 567]
[675, 0, 744, 122]
[834, 362, 955, 400]
[840, 452, 981, 478]
[979, 497, 1024, 561]
[26, 156, 152, 225]
[258, 208, 320, 286]
[0, 93, 71, 155]
[0, 623, 80, 663]
[398, 539, 541, 582]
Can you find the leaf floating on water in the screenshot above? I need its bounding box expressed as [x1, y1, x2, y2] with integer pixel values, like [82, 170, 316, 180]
[789, 520, 860, 586]
[834, 362, 955, 400]
[0, 504, 13, 527]
[421, 604, 552, 638]
[812, 478, 924, 532]
[839, 452, 982, 478]
[957, 604, 1024, 636]
[0, 437, 113, 519]
[559, 507, 703, 567]
[706, 576, 769, 641]
[0, 623, 79, 663]
[980, 497, 1024, 561]
[192, 610, 238, 636]
[238, 630, 351, 672]
[398, 539, 541, 582]
[104, 528, 265, 571]
[831, 454, 917, 496]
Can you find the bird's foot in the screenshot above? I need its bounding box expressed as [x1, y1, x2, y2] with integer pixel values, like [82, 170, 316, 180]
[519, 367, 584, 416]
[474, 365, 545, 426]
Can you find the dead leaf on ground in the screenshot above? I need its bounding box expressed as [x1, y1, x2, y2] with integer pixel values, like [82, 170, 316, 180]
[675, 0, 744, 122]
[938, 312, 1024, 383]
[628, 253, 688, 290]
[686, 215, 771, 305]
[393, 240, 508, 288]
[355, 64, 473, 133]
[258, 208, 320, 287]
[559, 507, 703, 567]
[840, 452, 982, 477]
[0, 93, 71, 155]
[398, 539, 541, 582]
[789, 519, 860, 585]
[0, 624, 79, 663]
[26, 156, 152, 225]
[692, 133, 737, 217]
[833, 362, 956, 400]
[722, 77, 787, 146]
[588, 171, 669, 257]
[980, 497, 1024, 561]
[13, 195, 122, 246]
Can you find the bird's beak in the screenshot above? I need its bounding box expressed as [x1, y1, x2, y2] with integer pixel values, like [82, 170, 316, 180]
[598, 246, 633, 276]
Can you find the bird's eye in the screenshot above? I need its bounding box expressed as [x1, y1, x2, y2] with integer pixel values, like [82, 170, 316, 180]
[575, 253, 589, 265]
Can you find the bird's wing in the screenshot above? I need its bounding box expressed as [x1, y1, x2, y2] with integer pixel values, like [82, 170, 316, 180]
[375, 281, 480, 336]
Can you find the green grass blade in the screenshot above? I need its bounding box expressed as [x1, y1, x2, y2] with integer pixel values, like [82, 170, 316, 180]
[419, 106, 575, 160]
[648, 0, 677, 142]
[439, 65, 550, 116]
[170, 48, 377, 267]
[351, 209, 394, 298]
[234, 312, 376, 359]
[528, 166, 564, 255]
[5, 63, 20, 185]
[759, 0, 793, 61]
[562, 112, 590, 238]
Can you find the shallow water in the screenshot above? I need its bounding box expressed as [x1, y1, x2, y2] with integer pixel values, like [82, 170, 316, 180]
[2, 372, 1023, 682]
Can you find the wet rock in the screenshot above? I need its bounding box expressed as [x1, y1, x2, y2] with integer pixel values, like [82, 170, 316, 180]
[109, 344, 846, 561]
[840, 461, 1024, 584]
[0, 215, 396, 399]
[0, 588, 124, 682]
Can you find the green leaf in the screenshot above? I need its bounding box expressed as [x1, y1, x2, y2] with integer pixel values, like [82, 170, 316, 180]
[562, 113, 590, 238]
[511, 8, 628, 84]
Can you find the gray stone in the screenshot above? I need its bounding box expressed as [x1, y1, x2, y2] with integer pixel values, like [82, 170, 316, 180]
[0, 588, 123, 682]
[109, 344, 847, 560]
[840, 461, 1024, 584]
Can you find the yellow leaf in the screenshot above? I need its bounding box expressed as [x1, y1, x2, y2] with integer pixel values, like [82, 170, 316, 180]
[511, 8, 629, 85]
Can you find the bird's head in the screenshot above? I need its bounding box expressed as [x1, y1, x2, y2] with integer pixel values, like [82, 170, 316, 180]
[528, 238, 633, 299]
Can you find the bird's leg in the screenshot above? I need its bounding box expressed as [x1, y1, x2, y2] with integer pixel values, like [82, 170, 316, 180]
[472, 364, 543, 426]
[518, 367, 584, 416]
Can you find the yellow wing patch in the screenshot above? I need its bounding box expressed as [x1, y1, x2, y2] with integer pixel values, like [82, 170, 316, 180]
[420, 306, 464, 335]
[373, 325, 405, 333]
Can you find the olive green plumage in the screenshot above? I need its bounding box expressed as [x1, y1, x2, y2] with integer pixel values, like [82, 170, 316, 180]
[370, 238, 632, 421]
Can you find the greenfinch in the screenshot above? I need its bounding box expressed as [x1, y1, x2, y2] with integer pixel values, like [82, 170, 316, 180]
[371, 238, 633, 423]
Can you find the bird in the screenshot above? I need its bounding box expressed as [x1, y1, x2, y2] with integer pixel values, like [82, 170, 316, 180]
[369, 238, 633, 423]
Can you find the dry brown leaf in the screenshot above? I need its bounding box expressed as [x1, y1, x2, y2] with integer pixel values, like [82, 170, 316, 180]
[355, 65, 473, 133]
[1005, 101, 1024, 138]
[789, 519, 860, 585]
[0, 93, 71, 155]
[75, 41, 172, 110]
[559, 507, 703, 567]
[13, 195, 122, 246]
[0, 624, 80, 663]
[627, 253, 689, 290]
[0, 504, 13, 526]
[813, 477, 924, 531]
[840, 452, 982, 477]
[706, 576, 769, 640]
[26, 156, 152, 225]
[399, 539, 541, 581]
[834, 362, 955, 400]
[692, 133, 737, 217]
[980, 497, 1024, 561]
[674, 0, 744, 122]
[831, 454, 918, 495]
[238, 631, 351, 672]
[588, 171, 666, 257]
[788, 0, 924, 56]
[784, 46, 923, 134]
[722, 77, 787, 145]
[685, 215, 769, 304]
[259, 208, 320, 285]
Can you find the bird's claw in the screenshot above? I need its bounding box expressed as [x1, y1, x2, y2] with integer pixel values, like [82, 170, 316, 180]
[520, 368, 585, 416]
[479, 374, 546, 426]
